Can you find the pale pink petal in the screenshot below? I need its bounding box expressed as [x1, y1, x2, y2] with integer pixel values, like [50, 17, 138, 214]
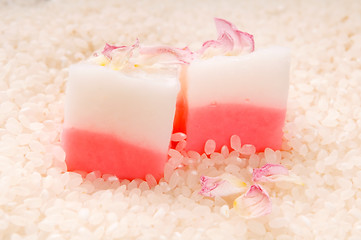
[199, 32, 234, 56]
[101, 39, 140, 69]
[101, 43, 127, 59]
[233, 184, 272, 218]
[214, 18, 255, 53]
[199, 173, 247, 197]
[198, 18, 254, 57]
[139, 45, 194, 64]
[252, 164, 303, 185]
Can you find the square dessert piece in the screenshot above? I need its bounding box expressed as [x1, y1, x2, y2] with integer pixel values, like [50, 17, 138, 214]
[185, 46, 290, 152]
[63, 62, 179, 180]
[177, 18, 291, 152]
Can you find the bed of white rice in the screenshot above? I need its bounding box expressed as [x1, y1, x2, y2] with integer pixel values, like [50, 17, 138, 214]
[1, 0, 361, 239]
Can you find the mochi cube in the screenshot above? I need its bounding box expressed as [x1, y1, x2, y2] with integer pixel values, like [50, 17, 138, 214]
[185, 46, 290, 152]
[62, 63, 179, 180]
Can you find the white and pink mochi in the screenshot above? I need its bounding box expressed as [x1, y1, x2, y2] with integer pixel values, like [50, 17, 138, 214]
[184, 46, 290, 152]
[63, 63, 180, 180]
[62, 18, 291, 180]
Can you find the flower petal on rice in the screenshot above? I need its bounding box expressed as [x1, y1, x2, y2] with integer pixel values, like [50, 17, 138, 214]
[252, 164, 303, 185]
[199, 173, 247, 197]
[233, 184, 271, 218]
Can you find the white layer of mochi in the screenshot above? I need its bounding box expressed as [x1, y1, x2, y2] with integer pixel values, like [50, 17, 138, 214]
[187, 46, 291, 109]
[64, 63, 180, 151]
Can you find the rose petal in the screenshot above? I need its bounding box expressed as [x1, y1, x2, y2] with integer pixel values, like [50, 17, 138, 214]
[101, 43, 127, 59]
[253, 164, 288, 182]
[253, 164, 303, 185]
[199, 32, 234, 57]
[199, 173, 247, 197]
[214, 18, 255, 53]
[139, 45, 194, 65]
[108, 39, 140, 70]
[199, 18, 254, 57]
[233, 184, 272, 218]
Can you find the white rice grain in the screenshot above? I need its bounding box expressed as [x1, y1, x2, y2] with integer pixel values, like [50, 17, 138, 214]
[230, 135, 242, 152]
[240, 144, 256, 156]
[204, 139, 216, 155]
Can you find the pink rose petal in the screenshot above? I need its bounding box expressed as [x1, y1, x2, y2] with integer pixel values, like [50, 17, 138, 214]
[199, 32, 234, 56]
[139, 45, 194, 64]
[252, 164, 289, 183]
[199, 18, 254, 57]
[252, 164, 303, 185]
[233, 184, 272, 218]
[199, 173, 247, 197]
[214, 18, 255, 53]
[101, 43, 127, 59]
[100, 39, 140, 69]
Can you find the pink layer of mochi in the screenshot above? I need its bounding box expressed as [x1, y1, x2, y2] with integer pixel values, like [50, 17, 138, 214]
[185, 103, 286, 153]
[62, 128, 167, 180]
